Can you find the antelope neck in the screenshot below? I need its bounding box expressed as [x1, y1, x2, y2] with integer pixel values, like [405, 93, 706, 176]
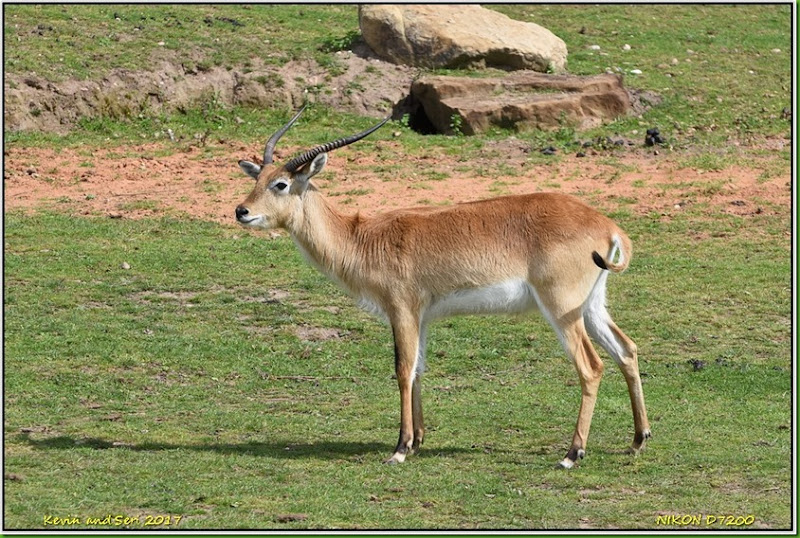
[286, 191, 361, 289]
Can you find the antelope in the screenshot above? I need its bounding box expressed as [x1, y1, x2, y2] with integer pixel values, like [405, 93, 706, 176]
[235, 107, 651, 468]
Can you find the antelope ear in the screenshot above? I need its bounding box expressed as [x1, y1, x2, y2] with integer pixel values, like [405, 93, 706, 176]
[238, 160, 261, 180]
[290, 153, 328, 193]
[303, 152, 328, 179]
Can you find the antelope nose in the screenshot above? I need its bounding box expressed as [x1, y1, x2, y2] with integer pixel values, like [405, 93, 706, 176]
[235, 205, 249, 220]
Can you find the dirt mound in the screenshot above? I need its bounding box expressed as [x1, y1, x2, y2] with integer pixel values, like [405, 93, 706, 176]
[3, 43, 415, 134]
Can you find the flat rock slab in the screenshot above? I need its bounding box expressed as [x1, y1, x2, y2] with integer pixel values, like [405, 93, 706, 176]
[359, 5, 567, 72]
[410, 72, 633, 135]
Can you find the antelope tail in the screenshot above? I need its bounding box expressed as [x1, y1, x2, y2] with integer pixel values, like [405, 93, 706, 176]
[592, 233, 632, 273]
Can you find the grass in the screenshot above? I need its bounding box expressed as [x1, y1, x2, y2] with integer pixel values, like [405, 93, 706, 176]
[2, 2, 794, 531]
[3, 206, 791, 530]
[3, 5, 359, 80]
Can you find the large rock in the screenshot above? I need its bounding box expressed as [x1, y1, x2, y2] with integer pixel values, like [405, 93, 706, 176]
[359, 5, 567, 72]
[408, 72, 633, 135]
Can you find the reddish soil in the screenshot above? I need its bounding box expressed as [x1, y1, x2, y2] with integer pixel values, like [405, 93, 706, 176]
[3, 139, 791, 227]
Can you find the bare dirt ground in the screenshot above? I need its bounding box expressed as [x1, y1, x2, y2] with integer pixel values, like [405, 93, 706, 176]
[4, 137, 790, 230]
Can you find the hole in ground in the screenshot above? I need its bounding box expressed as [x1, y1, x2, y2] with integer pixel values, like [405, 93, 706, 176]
[392, 94, 440, 135]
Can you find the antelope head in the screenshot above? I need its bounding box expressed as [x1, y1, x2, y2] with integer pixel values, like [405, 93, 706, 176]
[235, 106, 389, 229]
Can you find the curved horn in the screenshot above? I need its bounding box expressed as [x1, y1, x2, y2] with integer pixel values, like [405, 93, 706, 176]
[284, 116, 391, 173]
[263, 105, 307, 165]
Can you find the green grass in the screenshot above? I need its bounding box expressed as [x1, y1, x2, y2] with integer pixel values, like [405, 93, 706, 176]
[2, 2, 793, 531]
[3, 208, 791, 530]
[3, 5, 359, 80]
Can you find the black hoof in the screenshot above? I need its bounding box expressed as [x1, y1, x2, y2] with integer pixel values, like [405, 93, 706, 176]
[559, 447, 585, 468]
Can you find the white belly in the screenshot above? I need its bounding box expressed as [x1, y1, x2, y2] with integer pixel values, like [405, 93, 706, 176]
[424, 279, 539, 323]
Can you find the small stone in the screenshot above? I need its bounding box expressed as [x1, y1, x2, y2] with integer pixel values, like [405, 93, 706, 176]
[671, 58, 679, 65]
[645, 127, 665, 146]
[622, 44, 631, 51]
[688, 359, 706, 372]
[771, 48, 781, 53]
[588, 44, 601, 50]
[121, 262, 131, 270]
[629, 69, 642, 75]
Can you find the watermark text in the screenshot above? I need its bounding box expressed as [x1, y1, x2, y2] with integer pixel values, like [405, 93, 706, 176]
[43, 514, 182, 528]
[655, 514, 755, 527]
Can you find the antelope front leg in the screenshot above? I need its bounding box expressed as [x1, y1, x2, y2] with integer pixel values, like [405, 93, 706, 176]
[411, 373, 424, 453]
[411, 326, 427, 453]
[385, 316, 420, 464]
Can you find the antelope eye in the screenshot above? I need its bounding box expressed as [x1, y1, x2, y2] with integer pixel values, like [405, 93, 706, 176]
[272, 181, 288, 192]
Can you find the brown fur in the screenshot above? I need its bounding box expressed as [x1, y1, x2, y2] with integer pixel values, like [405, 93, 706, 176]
[236, 160, 650, 466]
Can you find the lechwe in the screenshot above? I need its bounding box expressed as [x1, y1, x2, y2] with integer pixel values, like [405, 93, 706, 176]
[235, 107, 651, 468]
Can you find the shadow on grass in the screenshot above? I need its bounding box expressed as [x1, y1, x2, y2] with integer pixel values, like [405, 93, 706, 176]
[17, 433, 472, 460]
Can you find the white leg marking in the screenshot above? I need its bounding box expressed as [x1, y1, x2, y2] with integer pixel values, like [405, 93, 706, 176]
[386, 452, 406, 464]
[559, 458, 575, 469]
[583, 273, 626, 364]
[416, 325, 427, 377]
